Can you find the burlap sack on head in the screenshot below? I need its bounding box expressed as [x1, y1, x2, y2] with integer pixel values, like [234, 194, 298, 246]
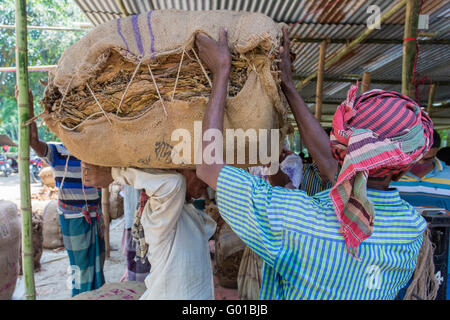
[42, 10, 291, 169]
[0, 201, 21, 300]
[42, 200, 64, 249]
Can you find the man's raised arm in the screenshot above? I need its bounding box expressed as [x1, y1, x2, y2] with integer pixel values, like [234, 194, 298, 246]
[15, 86, 47, 157]
[278, 28, 338, 183]
[194, 29, 231, 190]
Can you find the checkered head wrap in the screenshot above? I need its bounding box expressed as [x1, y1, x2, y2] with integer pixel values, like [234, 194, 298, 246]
[329, 85, 434, 258]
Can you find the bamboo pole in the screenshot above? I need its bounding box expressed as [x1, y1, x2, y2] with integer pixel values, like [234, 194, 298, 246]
[290, 37, 450, 45]
[293, 75, 450, 86]
[402, 0, 421, 98]
[101, 187, 111, 259]
[426, 83, 436, 114]
[298, 0, 408, 89]
[315, 41, 327, 121]
[0, 24, 89, 32]
[0, 65, 57, 72]
[361, 72, 372, 93]
[15, 0, 35, 300]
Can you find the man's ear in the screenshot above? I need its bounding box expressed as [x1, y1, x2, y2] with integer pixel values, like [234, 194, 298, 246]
[392, 169, 409, 182]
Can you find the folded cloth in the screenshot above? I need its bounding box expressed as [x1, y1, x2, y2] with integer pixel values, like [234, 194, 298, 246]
[132, 191, 149, 262]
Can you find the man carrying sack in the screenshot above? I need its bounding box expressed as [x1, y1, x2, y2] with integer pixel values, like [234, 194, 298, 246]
[82, 165, 216, 300]
[194, 28, 436, 300]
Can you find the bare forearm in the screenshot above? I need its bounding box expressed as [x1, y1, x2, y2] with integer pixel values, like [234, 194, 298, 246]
[282, 83, 338, 183]
[196, 73, 229, 189]
[30, 122, 47, 157]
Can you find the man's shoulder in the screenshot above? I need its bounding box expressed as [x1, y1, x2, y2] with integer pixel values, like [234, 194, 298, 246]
[436, 160, 450, 178]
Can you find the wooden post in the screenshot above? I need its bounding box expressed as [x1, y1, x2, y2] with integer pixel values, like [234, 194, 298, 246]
[315, 41, 327, 121]
[361, 72, 372, 93]
[426, 83, 436, 114]
[15, 0, 35, 300]
[101, 187, 111, 258]
[402, 0, 421, 98]
[298, 0, 408, 89]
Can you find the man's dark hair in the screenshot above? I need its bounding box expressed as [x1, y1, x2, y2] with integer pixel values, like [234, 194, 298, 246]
[432, 130, 441, 149]
[437, 146, 450, 166]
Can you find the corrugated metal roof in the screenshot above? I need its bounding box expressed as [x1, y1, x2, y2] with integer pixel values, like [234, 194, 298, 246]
[73, 0, 450, 118]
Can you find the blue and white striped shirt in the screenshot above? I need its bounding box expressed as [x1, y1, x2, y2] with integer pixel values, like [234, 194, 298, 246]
[216, 166, 427, 300]
[43, 143, 101, 218]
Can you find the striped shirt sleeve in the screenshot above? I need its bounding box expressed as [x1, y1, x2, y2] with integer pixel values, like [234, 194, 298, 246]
[216, 165, 315, 267]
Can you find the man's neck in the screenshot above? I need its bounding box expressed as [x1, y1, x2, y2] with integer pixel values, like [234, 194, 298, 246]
[415, 161, 435, 179]
[367, 177, 392, 191]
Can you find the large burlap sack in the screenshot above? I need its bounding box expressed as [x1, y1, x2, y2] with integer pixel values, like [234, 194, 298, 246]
[69, 281, 146, 300]
[42, 10, 291, 169]
[0, 201, 21, 300]
[214, 217, 245, 289]
[108, 182, 124, 220]
[42, 201, 64, 249]
[38, 167, 56, 188]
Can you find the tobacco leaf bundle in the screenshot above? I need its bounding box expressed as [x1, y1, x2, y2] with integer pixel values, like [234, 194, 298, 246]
[42, 10, 291, 169]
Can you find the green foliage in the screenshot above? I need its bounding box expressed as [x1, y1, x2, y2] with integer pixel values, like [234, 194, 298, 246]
[0, 0, 89, 144]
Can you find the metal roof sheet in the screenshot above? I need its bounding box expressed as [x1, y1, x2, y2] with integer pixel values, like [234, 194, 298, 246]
[73, 0, 450, 121]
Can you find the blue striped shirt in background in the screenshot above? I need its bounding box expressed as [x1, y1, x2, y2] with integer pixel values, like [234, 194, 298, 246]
[43, 143, 101, 218]
[390, 158, 450, 300]
[216, 166, 427, 300]
[390, 159, 450, 210]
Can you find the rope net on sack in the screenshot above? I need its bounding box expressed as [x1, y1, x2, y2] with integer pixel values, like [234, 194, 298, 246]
[43, 47, 276, 130]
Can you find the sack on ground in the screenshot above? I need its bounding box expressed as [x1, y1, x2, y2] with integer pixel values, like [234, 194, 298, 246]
[0, 201, 21, 300]
[42, 200, 64, 249]
[38, 167, 56, 188]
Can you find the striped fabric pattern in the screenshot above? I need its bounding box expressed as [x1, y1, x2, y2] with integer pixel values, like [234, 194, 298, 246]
[59, 214, 105, 297]
[216, 166, 427, 300]
[300, 162, 333, 196]
[125, 228, 151, 282]
[391, 159, 450, 210]
[330, 87, 433, 257]
[43, 143, 101, 218]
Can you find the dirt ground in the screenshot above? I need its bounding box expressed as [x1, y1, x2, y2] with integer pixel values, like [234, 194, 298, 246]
[2, 173, 238, 300]
[0, 173, 127, 300]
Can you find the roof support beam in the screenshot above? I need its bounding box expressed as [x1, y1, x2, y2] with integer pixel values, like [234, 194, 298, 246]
[315, 41, 327, 121]
[291, 38, 450, 45]
[297, 0, 408, 89]
[292, 76, 450, 86]
[117, 0, 130, 16]
[361, 72, 372, 93]
[402, 0, 421, 98]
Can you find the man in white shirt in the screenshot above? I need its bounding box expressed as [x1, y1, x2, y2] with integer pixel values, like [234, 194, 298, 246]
[82, 164, 216, 300]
